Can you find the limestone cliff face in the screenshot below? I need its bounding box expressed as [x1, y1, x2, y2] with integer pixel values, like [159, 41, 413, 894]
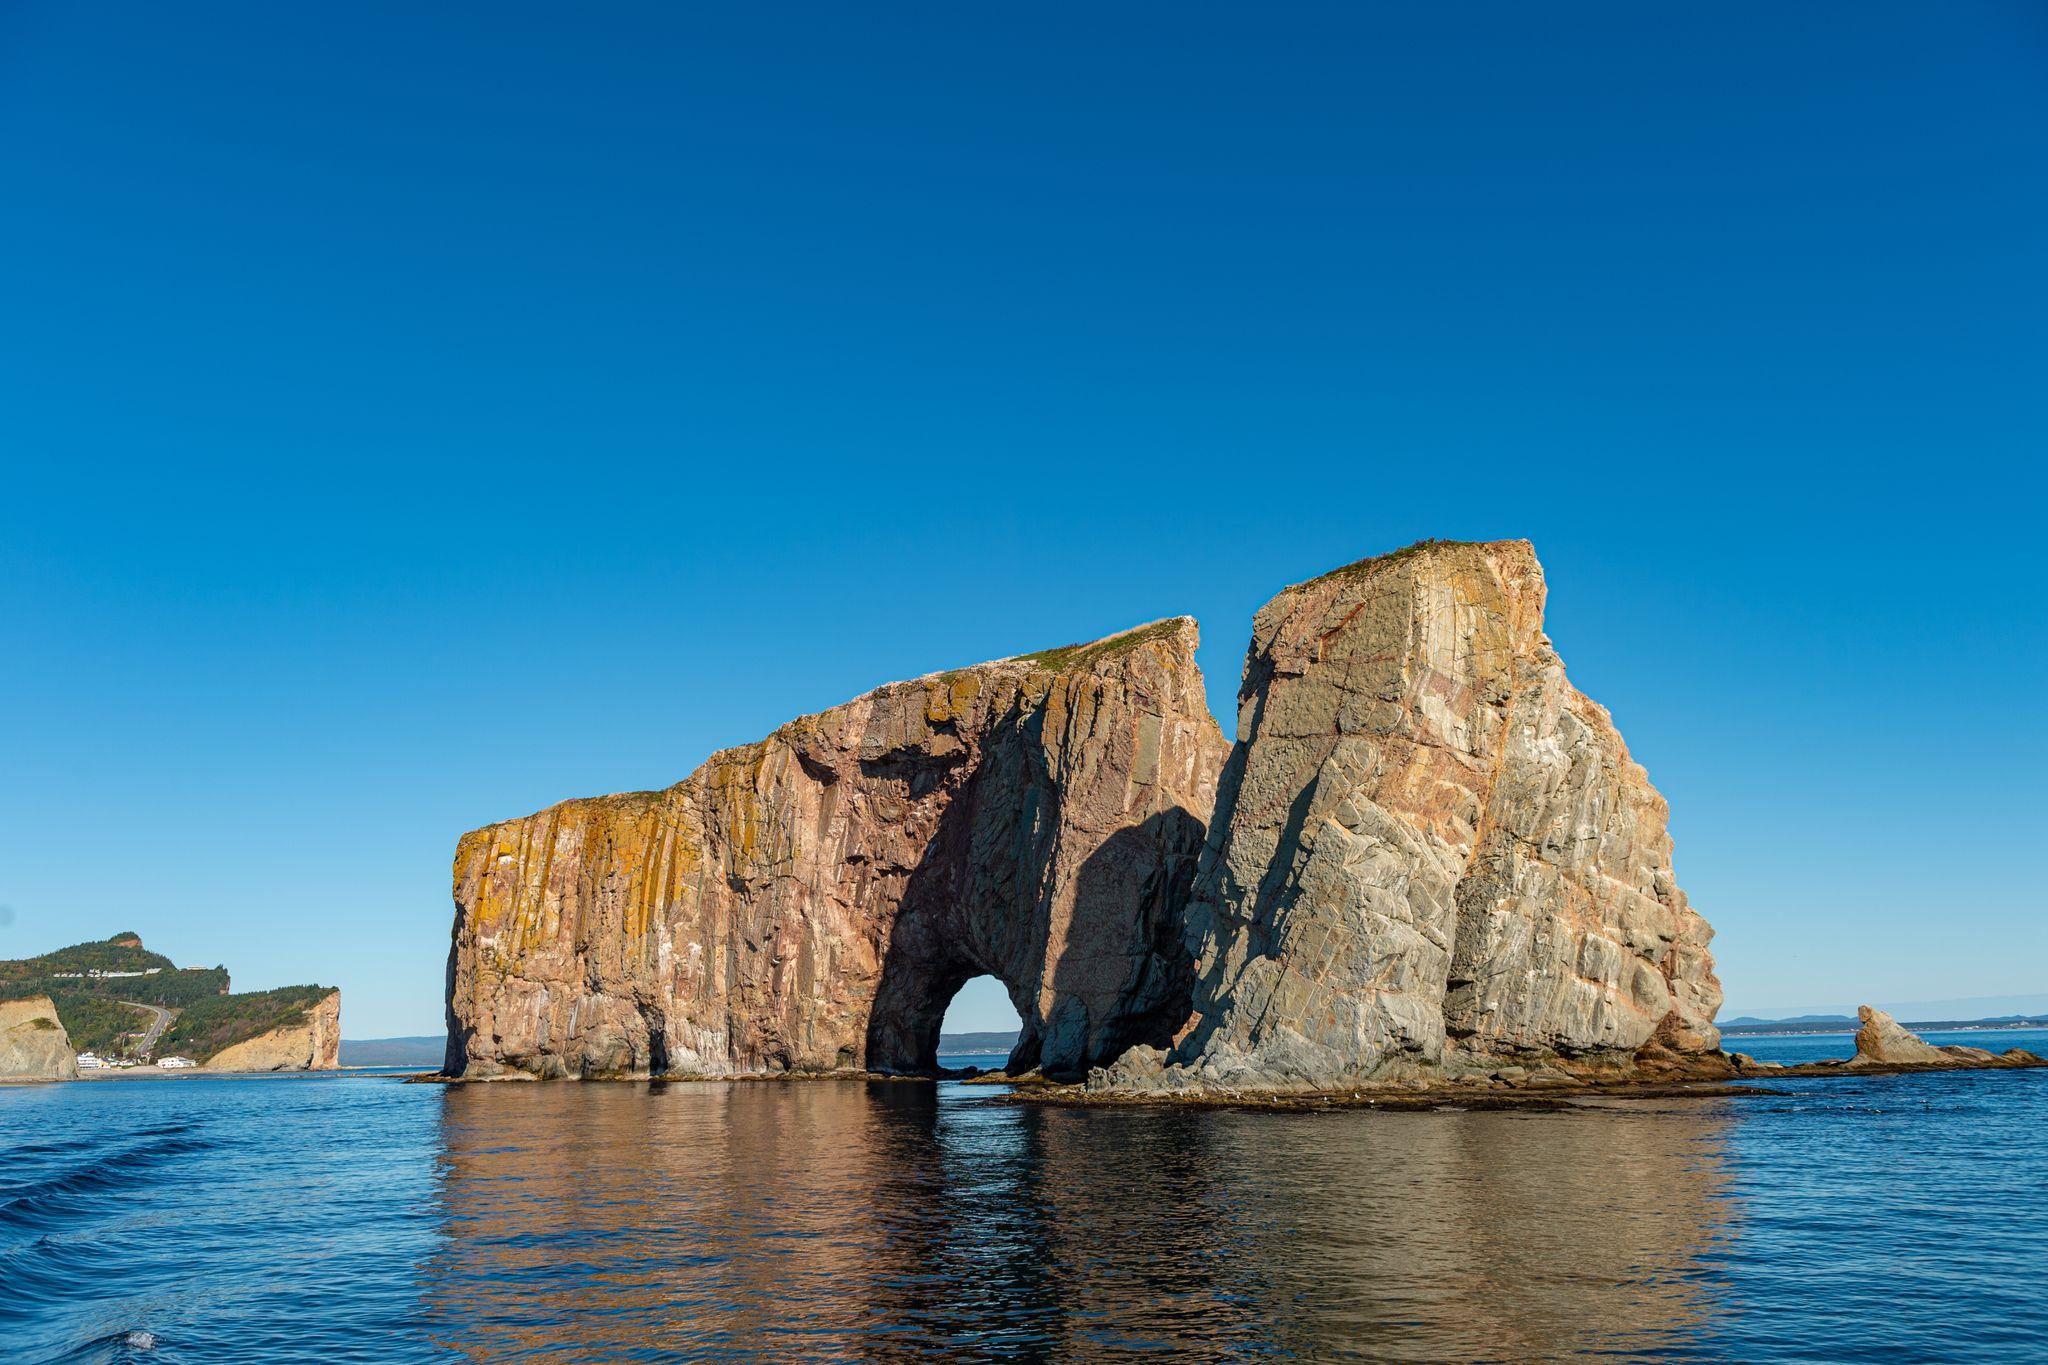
[205, 990, 341, 1071]
[1102, 540, 1720, 1093]
[446, 619, 1227, 1080]
[0, 996, 79, 1081]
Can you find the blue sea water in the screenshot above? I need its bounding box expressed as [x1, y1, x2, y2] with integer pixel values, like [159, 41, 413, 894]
[4, 1033, 2045, 1363]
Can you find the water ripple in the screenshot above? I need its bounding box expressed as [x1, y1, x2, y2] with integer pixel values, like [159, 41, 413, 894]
[2, 1034, 2044, 1361]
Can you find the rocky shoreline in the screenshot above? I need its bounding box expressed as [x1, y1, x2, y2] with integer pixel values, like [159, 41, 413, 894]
[410, 1008, 2048, 1110]
[995, 1006, 2048, 1111]
[996, 1052, 2048, 1114]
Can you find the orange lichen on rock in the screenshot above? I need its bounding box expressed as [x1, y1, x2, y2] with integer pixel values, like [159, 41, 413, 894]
[444, 620, 1227, 1081]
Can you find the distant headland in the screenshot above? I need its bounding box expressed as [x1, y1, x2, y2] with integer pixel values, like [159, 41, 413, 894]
[0, 933, 339, 1080]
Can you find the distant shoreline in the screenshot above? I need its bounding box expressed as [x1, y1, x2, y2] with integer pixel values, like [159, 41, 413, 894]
[68, 1065, 412, 1080]
[1722, 1023, 2048, 1040]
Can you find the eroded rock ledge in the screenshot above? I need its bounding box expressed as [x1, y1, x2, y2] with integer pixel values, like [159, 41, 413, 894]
[445, 619, 1227, 1080]
[1014, 1006, 2044, 1111]
[1094, 539, 1724, 1096]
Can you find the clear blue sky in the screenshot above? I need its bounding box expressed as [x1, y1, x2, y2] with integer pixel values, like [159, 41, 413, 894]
[3, 4, 2042, 1037]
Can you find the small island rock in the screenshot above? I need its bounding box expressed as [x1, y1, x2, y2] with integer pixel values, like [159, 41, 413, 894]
[1846, 1006, 1950, 1066]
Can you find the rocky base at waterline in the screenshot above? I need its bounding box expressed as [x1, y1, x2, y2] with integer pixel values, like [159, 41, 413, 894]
[1040, 1015, 2048, 1113]
[1722, 1005, 2046, 1077]
[1021, 1010, 2047, 1110]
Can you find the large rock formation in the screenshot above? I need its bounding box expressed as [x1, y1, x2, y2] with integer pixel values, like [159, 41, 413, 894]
[1845, 1006, 1950, 1066]
[0, 996, 80, 1081]
[446, 619, 1227, 1080]
[205, 989, 341, 1071]
[1099, 540, 1721, 1093]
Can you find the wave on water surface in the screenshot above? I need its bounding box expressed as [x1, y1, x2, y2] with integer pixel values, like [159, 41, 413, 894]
[1, 1037, 2045, 1362]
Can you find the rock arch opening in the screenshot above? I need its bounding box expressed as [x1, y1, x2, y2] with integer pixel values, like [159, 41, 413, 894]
[866, 951, 1014, 1076]
[926, 974, 1023, 1072]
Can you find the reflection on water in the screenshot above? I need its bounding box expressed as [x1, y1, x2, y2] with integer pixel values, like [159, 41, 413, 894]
[8, 1056, 2043, 1362]
[427, 1082, 1738, 1361]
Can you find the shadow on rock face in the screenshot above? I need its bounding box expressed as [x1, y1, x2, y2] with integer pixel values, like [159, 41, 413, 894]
[1047, 811, 1205, 1074]
[864, 798, 1205, 1080]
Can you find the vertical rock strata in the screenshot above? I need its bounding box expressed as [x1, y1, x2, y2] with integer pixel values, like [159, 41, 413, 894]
[446, 619, 1227, 1080]
[1102, 540, 1721, 1093]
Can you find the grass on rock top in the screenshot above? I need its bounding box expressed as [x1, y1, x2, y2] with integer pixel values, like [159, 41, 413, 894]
[1015, 618, 1189, 673]
[1294, 537, 1496, 591]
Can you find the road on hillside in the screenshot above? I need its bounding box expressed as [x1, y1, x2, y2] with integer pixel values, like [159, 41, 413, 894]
[120, 1001, 172, 1056]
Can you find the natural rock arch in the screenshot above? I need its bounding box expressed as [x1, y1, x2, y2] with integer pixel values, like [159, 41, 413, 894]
[864, 803, 1210, 1077]
[445, 620, 1227, 1080]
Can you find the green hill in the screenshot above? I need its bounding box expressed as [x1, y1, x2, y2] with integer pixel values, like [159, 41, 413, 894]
[0, 933, 332, 1061]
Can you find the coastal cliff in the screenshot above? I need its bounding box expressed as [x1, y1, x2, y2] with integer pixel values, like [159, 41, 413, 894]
[204, 989, 341, 1071]
[447, 619, 1227, 1080]
[0, 996, 80, 1081]
[1098, 540, 1722, 1094]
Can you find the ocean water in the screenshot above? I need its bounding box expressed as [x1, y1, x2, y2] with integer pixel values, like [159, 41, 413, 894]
[3, 1032, 2044, 1363]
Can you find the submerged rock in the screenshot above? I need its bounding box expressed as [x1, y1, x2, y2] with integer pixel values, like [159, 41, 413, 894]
[446, 620, 1227, 1080]
[1096, 539, 1722, 1094]
[0, 996, 80, 1081]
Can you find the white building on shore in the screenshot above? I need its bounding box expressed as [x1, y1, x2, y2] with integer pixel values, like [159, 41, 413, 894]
[76, 1052, 108, 1069]
[158, 1056, 197, 1069]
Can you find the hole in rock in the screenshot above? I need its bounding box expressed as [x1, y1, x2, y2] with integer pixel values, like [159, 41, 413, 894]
[936, 975, 1023, 1072]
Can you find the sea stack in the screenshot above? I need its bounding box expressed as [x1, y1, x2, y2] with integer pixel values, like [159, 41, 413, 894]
[446, 619, 1228, 1080]
[1098, 539, 1722, 1093]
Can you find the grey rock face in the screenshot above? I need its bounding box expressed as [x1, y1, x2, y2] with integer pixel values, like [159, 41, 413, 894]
[446, 620, 1227, 1080]
[1097, 539, 1722, 1094]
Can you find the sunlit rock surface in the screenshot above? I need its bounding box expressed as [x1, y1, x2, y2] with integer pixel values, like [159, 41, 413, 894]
[205, 990, 341, 1071]
[1846, 1006, 1951, 1066]
[0, 996, 79, 1081]
[1098, 539, 1722, 1093]
[446, 620, 1227, 1080]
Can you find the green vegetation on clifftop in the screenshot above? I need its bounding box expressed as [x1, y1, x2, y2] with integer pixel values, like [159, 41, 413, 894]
[1016, 618, 1189, 673]
[160, 986, 331, 1060]
[1295, 537, 1493, 591]
[0, 934, 331, 1060]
